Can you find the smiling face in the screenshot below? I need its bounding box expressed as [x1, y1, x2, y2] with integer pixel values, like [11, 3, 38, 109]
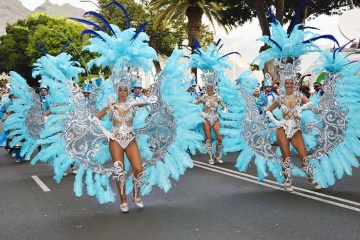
[117, 86, 129, 101]
[206, 85, 214, 95]
[284, 79, 294, 94]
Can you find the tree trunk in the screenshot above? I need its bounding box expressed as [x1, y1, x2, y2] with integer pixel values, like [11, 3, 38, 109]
[251, 0, 270, 37]
[275, 0, 285, 25]
[149, 36, 162, 73]
[153, 60, 162, 74]
[186, 4, 203, 83]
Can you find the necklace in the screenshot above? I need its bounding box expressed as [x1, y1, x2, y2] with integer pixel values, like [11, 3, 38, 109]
[284, 94, 294, 102]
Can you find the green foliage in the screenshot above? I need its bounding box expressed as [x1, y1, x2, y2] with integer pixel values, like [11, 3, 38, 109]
[0, 12, 87, 86]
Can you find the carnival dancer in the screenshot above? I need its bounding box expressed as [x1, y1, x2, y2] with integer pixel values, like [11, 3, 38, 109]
[266, 75, 321, 192]
[67, 1, 203, 211]
[256, 73, 277, 114]
[232, 4, 349, 191]
[188, 39, 241, 165]
[91, 70, 156, 212]
[194, 71, 227, 164]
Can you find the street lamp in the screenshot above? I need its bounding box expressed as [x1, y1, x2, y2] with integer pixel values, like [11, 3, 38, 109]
[80, 0, 112, 19]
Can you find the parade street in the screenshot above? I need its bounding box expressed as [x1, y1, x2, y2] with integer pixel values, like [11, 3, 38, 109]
[1, 127, 359, 240]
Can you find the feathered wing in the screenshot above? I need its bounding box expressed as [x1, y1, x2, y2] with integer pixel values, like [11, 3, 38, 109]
[30, 52, 85, 184]
[64, 80, 116, 204]
[4, 72, 45, 160]
[131, 50, 204, 195]
[304, 50, 360, 187]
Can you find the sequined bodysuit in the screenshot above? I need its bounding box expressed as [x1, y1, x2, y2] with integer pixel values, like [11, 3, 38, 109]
[200, 94, 222, 126]
[275, 92, 303, 139]
[107, 101, 137, 149]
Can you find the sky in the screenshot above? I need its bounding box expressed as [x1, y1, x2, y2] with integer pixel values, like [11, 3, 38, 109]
[18, 0, 354, 76]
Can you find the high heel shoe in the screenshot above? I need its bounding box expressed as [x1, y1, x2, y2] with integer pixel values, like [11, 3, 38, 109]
[209, 156, 214, 165]
[132, 197, 144, 208]
[307, 177, 321, 190]
[284, 178, 293, 192]
[120, 203, 129, 213]
[215, 154, 223, 164]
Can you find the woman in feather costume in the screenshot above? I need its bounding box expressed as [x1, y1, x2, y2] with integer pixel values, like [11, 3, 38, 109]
[67, 2, 203, 211]
[194, 71, 227, 164]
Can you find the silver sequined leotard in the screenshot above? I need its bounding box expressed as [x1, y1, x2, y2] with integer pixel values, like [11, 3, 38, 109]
[200, 94, 222, 126]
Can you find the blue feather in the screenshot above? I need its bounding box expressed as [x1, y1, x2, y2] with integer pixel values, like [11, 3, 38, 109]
[218, 51, 241, 60]
[289, 1, 309, 32]
[302, 34, 340, 47]
[216, 39, 221, 46]
[68, 17, 105, 32]
[131, 22, 148, 42]
[300, 26, 320, 31]
[70, 52, 90, 66]
[217, 44, 224, 52]
[80, 29, 106, 42]
[60, 40, 77, 54]
[104, 1, 130, 29]
[36, 39, 47, 56]
[192, 38, 202, 51]
[267, 7, 277, 25]
[269, 37, 283, 50]
[84, 11, 116, 37]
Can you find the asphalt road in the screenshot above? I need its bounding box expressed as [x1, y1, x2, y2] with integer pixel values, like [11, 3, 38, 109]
[1, 122, 360, 240]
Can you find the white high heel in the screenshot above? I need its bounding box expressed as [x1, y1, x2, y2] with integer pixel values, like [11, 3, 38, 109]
[120, 203, 129, 213]
[132, 197, 144, 208]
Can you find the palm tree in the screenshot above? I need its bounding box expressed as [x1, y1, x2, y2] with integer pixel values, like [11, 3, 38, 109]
[150, 0, 228, 50]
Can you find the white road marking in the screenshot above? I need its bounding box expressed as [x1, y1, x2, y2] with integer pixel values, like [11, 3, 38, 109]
[193, 161, 360, 213]
[31, 175, 51, 192]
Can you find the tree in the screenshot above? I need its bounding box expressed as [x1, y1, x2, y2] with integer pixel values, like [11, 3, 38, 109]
[0, 13, 87, 87]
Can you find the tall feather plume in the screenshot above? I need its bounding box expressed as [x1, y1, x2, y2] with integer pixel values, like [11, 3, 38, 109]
[60, 40, 77, 54]
[302, 34, 340, 47]
[84, 11, 116, 37]
[80, 29, 106, 42]
[267, 7, 277, 25]
[218, 51, 241, 60]
[69, 17, 105, 32]
[289, 1, 309, 33]
[131, 22, 148, 42]
[104, 1, 130, 29]
[333, 38, 355, 59]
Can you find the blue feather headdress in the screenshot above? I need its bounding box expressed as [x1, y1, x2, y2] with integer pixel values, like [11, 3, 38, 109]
[70, 2, 157, 92]
[252, 7, 339, 73]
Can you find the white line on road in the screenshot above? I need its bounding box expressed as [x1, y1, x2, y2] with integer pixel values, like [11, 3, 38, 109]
[194, 160, 360, 207]
[193, 161, 360, 213]
[31, 175, 51, 192]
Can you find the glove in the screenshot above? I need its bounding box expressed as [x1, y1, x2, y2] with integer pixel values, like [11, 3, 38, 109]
[297, 102, 313, 118]
[266, 111, 282, 128]
[89, 116, 114, 141]
[44, 116, 48, 121]
[222, 107, 228, 112]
